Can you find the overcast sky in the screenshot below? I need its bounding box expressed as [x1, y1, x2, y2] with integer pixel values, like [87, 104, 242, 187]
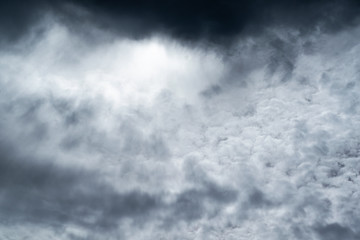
[1, 1, 360, 239]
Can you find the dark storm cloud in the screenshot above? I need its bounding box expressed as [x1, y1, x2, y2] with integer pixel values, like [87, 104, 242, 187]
[0, 139, 161, 230]
[1, 0, 360, 44]
[314, 223, 360, 240]
[69, 0, 360, 41]
[0, 145, 240, 233]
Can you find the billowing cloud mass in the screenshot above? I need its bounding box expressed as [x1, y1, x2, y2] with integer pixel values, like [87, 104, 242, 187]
[0, 1, 360, 240]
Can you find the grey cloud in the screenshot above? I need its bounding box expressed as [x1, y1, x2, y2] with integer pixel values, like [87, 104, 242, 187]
[1, 15, 360, 239]
[50, 97, 94, 128]
[167, 182, 238, 224]
[314, 223, 360, 240]
[0, 127, 239, 234]
[0, 150, 241, 237]
[0, 141, 161, 231]
[1, 91, 171, 162]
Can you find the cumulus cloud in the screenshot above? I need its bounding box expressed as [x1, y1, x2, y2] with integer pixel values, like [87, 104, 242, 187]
[1, 3, 360, 240]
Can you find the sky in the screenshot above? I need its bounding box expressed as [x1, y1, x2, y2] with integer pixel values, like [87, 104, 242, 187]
[1, 0, 360, 239]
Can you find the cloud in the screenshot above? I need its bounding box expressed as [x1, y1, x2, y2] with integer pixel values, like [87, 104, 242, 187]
[1, 10, 360, 240]
[0, 135, 241, 238]
[0, 139, 160, 229]
[314, 223, 360, 240]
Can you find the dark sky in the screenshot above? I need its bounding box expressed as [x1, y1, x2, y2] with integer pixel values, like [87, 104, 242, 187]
[1, 0, 360, 44]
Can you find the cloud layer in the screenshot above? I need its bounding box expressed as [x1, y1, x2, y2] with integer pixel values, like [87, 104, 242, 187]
[0, 4, 360, 240]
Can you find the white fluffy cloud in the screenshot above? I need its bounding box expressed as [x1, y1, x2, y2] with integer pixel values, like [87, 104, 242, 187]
[0, 20, 360, 240]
